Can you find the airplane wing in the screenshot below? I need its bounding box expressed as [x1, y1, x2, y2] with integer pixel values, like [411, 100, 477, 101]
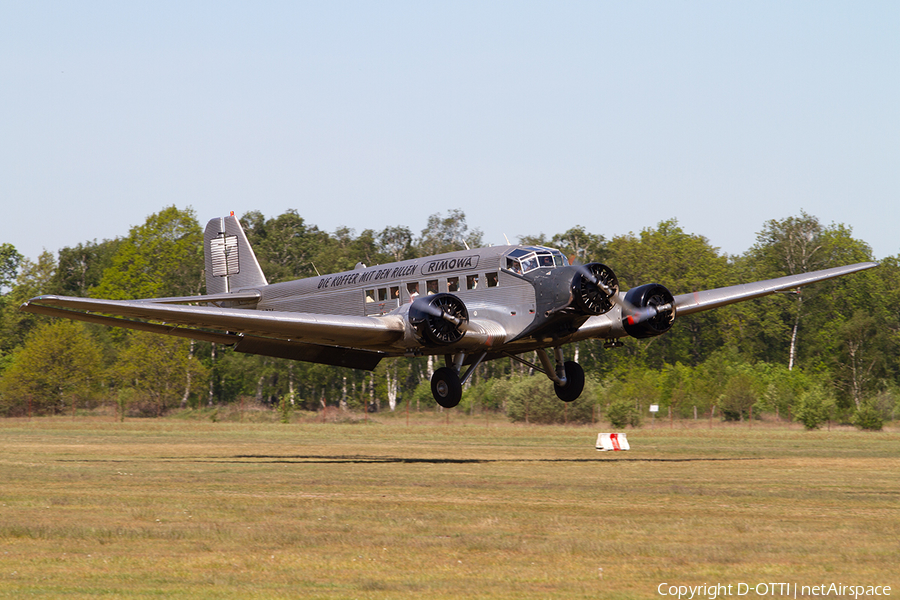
[672, 261, 878, 316]
[572, 261, 878, 341]
[20, 295, 407, 370]
[20, 261, 877, 367]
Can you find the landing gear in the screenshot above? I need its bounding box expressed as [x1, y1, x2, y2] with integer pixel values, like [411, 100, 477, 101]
[429, 351, 489, 409]
[431, 367, 462, 408]
[553, 361, 585, 402]
[505, 347, 587, 403]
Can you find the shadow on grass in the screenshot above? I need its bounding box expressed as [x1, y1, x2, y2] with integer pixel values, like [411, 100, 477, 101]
[220, 454, 769, 464]
[55, 454, 768, 464]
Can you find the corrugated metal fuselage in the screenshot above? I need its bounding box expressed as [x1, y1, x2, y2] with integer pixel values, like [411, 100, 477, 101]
[244, 246, 542, 357]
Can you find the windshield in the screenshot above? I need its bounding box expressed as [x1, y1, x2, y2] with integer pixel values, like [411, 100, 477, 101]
[504, 246, 568, 274]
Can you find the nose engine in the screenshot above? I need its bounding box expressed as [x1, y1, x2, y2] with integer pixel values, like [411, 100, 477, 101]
[408, 293, 468, 346]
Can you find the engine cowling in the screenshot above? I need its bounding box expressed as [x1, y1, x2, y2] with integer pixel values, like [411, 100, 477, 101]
[571, 263, 618, 316]
[621, 283, 675, 338]
[408, 293, 468, 346]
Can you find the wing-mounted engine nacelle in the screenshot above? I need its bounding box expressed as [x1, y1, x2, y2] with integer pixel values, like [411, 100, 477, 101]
[408, 293, 469, 346]
[621, 283, 676, 338]
[571, 263, 619, 316]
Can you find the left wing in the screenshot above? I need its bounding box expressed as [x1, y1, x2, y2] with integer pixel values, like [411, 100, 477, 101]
[573, 261, 878, 340]
[672, 261, 878, 316]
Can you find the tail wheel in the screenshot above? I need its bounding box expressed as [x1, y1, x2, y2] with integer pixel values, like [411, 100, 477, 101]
[554, 361, 585, 402]
[431, 367, 462, 408]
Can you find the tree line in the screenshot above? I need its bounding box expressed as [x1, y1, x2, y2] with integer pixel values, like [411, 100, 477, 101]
[1, 206, 897, 429]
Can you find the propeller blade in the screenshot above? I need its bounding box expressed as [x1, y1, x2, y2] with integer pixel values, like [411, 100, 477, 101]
[412, 296, 469, 330]
[573, 262, 636, 312]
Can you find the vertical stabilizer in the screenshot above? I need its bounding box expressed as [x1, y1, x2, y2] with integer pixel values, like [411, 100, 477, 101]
[204, 214, 268, 295]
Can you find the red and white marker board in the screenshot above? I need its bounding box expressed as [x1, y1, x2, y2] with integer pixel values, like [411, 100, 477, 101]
[596, 432, 629, 451]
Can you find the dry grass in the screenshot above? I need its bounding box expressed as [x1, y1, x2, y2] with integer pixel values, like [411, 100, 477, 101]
[0, 415, 897, 599]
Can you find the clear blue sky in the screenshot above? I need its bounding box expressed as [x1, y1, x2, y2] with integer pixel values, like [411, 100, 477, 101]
[2, 1, 898, 264]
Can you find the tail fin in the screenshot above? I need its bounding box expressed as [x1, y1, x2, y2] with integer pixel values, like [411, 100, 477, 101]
[204, 214, 268, 294]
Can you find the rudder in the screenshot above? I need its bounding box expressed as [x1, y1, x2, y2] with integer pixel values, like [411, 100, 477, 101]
[204, 213, 268, 294]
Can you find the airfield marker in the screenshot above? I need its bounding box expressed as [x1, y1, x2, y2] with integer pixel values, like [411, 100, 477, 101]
[596, 432, 629, 451]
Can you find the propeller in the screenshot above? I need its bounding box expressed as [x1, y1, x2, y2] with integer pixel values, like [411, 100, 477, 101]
[416, 297, 467, 328]
[408, 293, 470, 345]
[571, 262, 622, 315]
[572, 262, 673, 325]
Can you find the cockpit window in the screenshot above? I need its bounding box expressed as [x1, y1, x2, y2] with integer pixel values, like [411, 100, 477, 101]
[503, 246, 569, 274]
[521, 255, 539, 272]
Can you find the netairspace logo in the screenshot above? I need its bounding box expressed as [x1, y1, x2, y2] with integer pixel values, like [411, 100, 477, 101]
[657, 583, 892, 599]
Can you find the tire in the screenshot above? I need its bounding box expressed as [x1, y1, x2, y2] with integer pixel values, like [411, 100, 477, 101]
[431, 367, 462, 408]
[554, 361, 585, 402]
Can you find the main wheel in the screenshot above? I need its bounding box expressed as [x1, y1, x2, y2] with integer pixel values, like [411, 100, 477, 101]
[431, 367, 462, 408]
[554, 361, 585, 402]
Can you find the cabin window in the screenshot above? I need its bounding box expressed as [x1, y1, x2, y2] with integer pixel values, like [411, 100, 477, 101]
[486, 272, 499, 287]
[378, 288, 388, 302]
[407, 282, 420, 298]
[426, 280, 439, 295]
[447, 277, 459, 292]
[390, 286, 400, 300]
[365, 289, 376, 302]
[466, 274, 479, 290]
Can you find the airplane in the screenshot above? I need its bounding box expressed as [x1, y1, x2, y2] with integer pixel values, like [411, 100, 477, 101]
[21, 213, 878, 409]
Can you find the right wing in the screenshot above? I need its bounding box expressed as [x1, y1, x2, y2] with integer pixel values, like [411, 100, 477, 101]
[21, 295, 407, 370]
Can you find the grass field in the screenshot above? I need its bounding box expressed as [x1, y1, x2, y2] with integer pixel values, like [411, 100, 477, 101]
[0, 413, 897, 599]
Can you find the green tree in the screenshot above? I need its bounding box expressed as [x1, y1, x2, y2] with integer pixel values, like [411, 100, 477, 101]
[0, 320, 103, 416]
[503, 372, 597, 424]
[417, 209, 483, 256]
[793, 383, 836, 430]
[550, 226, 607, 264]
[51, 239, 121, 297]
[113, 332, 208, 417]
[318, 226, 386, 274]
[596, 365, 658, 425]
[719, 365, 758, 422]
[241, 209, 329, 283]
[93, 206, 204, 300]
[0, 250, 57, 354]
[744, 212, 877, 371]
[850, 400, 884, 431]
[377, 226, 415, 262]
[605, 219, 732, 367]
[604, 397, 642, 428]
[0, 243, 23, 294]
[828, 311, 889, 410]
